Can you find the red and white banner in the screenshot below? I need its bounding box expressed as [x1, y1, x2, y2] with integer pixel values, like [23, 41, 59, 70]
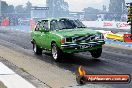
[82, 21, 130, 30]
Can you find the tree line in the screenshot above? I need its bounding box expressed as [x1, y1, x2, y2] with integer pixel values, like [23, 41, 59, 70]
[1, 0, 127, 21]
[1, 1, 32, 14]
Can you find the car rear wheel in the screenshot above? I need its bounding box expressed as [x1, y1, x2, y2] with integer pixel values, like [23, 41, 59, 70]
[51, 43, 63, 62]
[90, 48, 102, 58]
[33, 42, 42, 55]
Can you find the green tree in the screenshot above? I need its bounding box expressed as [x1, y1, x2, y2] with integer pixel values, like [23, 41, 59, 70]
[103, 5, 107, 12]
[25, 1, 32, 13]
[8, 5, 15, 13]
[84, 7, 100, 21]
[1, 1, 15, 13]
[15, 5, 25, 13]
[109, 0, 126, 21]
[46, 0, 69, 18]
[1, 1, 9, 13]
[109, 0, 125, 13]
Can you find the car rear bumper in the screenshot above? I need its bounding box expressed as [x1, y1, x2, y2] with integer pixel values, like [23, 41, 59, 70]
[61, 41, 105, 53]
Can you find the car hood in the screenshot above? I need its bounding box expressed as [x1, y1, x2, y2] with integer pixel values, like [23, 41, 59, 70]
[50, 28, 100, 37]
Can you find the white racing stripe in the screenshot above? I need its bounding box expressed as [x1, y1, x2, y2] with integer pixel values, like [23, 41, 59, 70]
[0, 62, 36, 88]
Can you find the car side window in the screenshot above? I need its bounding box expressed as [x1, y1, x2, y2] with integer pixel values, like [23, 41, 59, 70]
[50, 20, 59, 30]
[50, 20, 55, 30]
[35, 23, 40, 31]
[41, 21, 49, 30]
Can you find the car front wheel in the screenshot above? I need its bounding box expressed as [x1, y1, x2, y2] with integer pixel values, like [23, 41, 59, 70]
[51, 43, 63, 62]
[90, 48, 102, 58]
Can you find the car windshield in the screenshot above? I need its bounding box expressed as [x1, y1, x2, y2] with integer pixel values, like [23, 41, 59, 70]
[50, 19, 86, 30]
[71, 20, 86, 28]
[50, 19, 76, 30]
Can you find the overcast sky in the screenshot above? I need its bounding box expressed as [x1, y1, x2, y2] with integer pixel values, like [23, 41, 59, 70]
[1, 0, 132, 12]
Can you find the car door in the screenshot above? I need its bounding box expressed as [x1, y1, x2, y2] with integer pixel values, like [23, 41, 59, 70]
[40, 20, 50, 49]
[33, 23, 42, 47]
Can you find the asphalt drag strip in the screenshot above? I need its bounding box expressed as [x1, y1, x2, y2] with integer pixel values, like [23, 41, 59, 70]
[0, 28, 132, 88]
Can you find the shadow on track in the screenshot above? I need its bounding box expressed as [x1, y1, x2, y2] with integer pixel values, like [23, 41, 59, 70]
[33, 51, 104, 73]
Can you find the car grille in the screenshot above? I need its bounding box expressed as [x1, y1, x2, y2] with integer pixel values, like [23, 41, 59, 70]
[73, 35, 96, 43]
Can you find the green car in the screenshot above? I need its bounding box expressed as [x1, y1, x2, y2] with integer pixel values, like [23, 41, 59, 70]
[31, 18, 105, 62]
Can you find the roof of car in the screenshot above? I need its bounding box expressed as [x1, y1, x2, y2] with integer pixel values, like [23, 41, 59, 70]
[40, 18, 69, 22]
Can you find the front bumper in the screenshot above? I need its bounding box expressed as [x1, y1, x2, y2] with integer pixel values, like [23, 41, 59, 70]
[61, 40, 105, 53]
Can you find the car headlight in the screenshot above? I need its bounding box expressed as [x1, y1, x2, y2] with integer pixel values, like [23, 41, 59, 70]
[61, 37, 73, 44]
[95, 34, 104, 39]
[95, 34, 101, 40]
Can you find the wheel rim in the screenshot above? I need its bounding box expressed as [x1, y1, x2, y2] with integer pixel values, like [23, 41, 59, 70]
[33, 44, 37, 53]
[52, 46, 58, 60]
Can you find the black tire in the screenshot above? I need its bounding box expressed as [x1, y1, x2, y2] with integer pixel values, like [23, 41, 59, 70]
[90, 48, 102, 58]
[33, 42, 42, 55]
[51, 43, 63, 62]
